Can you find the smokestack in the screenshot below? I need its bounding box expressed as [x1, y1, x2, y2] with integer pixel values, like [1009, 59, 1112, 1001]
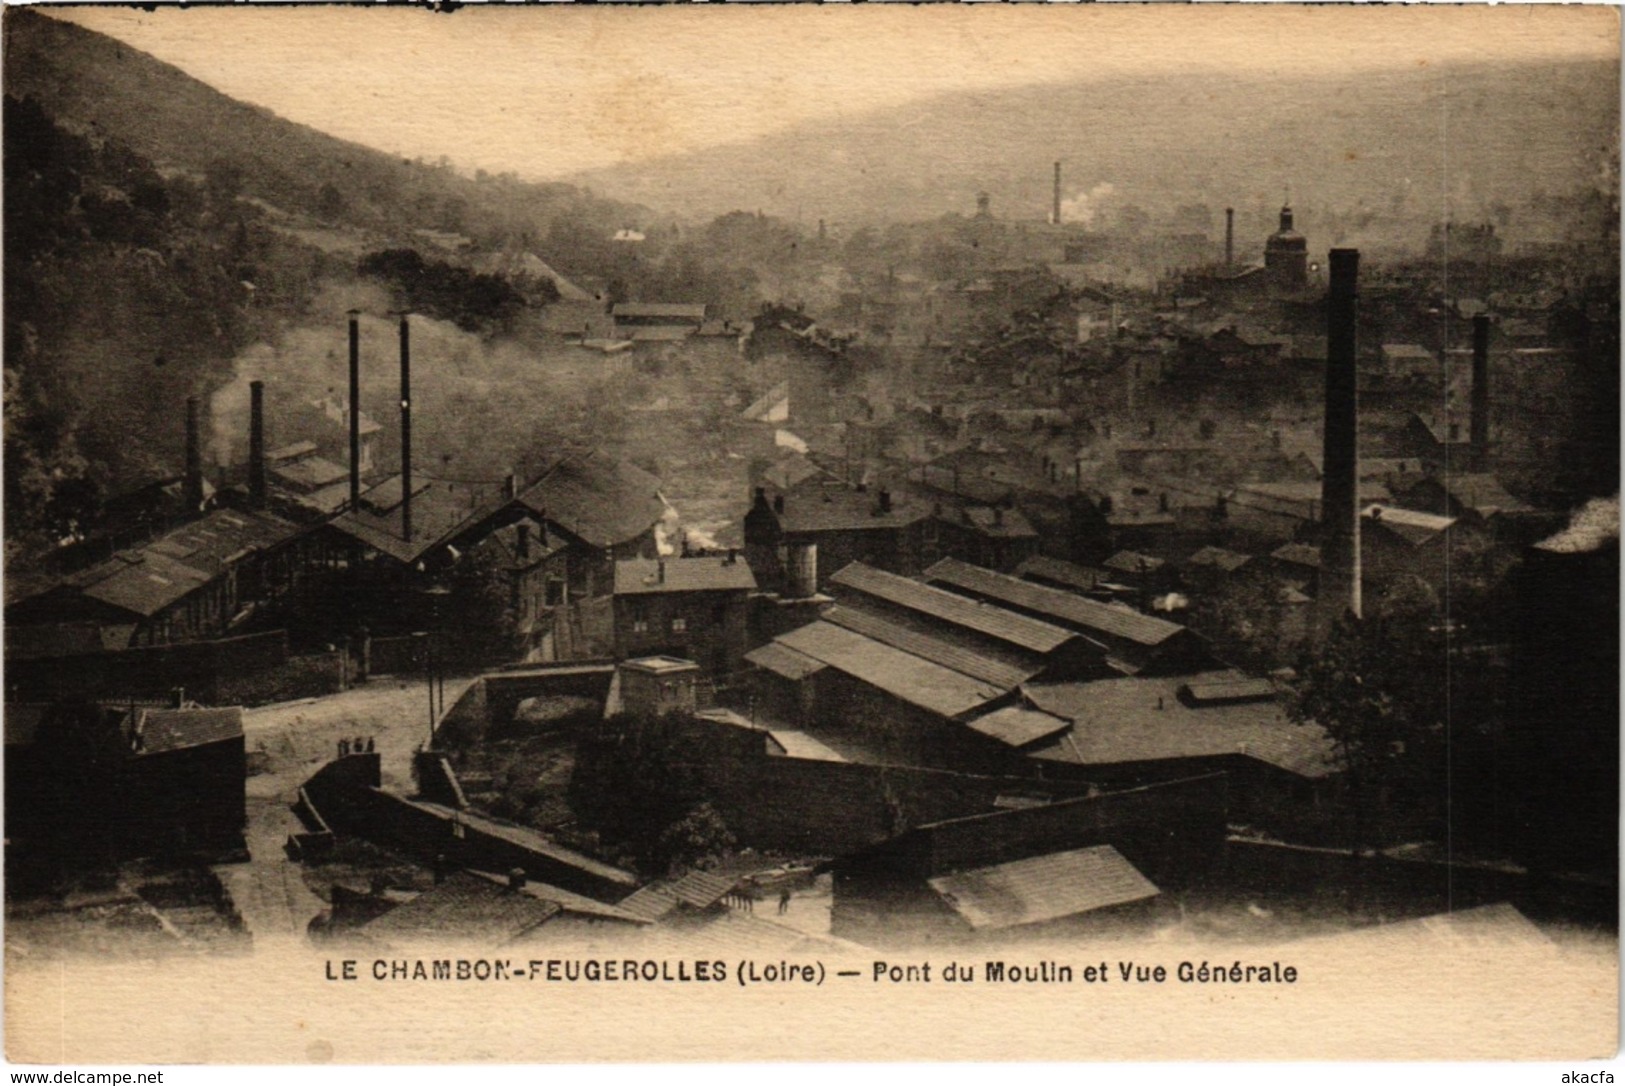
[348, 310, 362, 513]
[1471, 313, 1490, 470]
[1225, 208, 1235, 267]
[1053, 161, 1062, 226]
[248, 380, 267, 509]
[398, 313, 412, 543]
[1322, 248, 1361, 621]
[184, 396, 204, 512]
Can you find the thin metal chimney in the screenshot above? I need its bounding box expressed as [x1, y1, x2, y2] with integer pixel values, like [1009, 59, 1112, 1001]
[1470, 313, 1490, 470]
[1225, 208, 1235, 267]
[1322, 248, 1361, 620]
[1053, 161, 1062, 226]
[398, 313, 412, 543]
[183, 396, 204, 512]
[348, 310, 362, 512]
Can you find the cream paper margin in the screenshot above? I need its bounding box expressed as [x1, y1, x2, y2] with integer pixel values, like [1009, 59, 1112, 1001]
[4, 0, 1620, 1065]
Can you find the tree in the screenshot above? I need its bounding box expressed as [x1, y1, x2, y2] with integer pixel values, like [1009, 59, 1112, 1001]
[654, 803, 736, 875]
[1285, 587, 1451, 848]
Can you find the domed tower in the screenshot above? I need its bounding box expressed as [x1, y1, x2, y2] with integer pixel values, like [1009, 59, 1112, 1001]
[1265, 204, 1309, 293]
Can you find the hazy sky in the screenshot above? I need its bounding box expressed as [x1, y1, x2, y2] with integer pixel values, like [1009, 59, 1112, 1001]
[52, 5, 1620, 181]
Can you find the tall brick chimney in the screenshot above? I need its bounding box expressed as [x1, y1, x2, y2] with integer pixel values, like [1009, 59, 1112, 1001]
[1053, 161, 1062, 226]
[183, 396, 205, 512]
[348, 310, 362, 513]
[1225, 207, 1235, 267]
[1471, 313, 1491, 471]
[248, 380, 267, 509]
[398, 313, 413, 543]
[1321, 248, 1361, 621]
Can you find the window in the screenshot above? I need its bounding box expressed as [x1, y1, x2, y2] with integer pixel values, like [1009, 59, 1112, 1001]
[632, 620, 648, 634]
[671, 617, 687, 632]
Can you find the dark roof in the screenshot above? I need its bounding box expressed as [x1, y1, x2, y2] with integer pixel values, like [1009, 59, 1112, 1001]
[775, 487, 931, 534]
[129, 706, 244, 755]
[327, 476, 499, 566]
[1024, 672, 1336, 779]
[963, 704, 1072, 749]
[361, 872, 561, 948]
[924, 557, 1186, 649]
[1102, 551, 1166, 575]
[1015, 555, 1106, 594]
[1417, 473, 1532, 517]
[776, 621, 1008, 718]
[956, 505, 1039, 539]
[614, 557, 756, 595]
[518, 453, 666, 549]
[59, 509, 301, 618]
[466, 871, 649, 925]
[1270, 542, 1322, 570]
[926, 845, 1158, 930]
[271, 456, 348, 491]
[823, 604, 1041, 690]
[829, 562, 1076, 656]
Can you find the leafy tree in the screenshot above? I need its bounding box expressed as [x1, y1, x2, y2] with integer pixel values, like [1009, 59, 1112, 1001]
[1285, 585, 1452, 847]
[655, 803, 736, 875]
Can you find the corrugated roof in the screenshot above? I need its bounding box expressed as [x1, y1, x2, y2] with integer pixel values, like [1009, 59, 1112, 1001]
[1024, 672, 1336, 779]
[744, 642, 828, 681]
[776, 621, 1007, 719]
[963, 704, 1072, 749]
[924, 557, 1185, 649]
[131, 706, 243, 755]
[927, 845, 1158, 930]
[69, 508, 301, 617]
[616, 870, 737, 922]
[1015, 555, 1106, 593]
[822, 605, 1039, 690]
[829, 562, 1076, 655]
[613, 557, 756, 595]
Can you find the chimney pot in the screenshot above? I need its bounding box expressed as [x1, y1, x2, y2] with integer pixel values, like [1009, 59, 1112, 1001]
[171, 687, 186, 709]
[773, 494, 785, 514]
[503, 472, 517, 500]
[508, 867, 527, 893]
[879, 489, 892, 514]
[657, 559, 665, 584]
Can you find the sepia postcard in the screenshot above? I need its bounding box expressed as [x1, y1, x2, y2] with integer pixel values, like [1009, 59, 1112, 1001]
[1, 1, 1619, 1068]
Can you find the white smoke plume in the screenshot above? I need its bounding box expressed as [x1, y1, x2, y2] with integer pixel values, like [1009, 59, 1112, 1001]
[1060, 182, 1117, 227]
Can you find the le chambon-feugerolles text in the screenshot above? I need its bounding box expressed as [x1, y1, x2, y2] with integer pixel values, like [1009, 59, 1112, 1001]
[324, 957, 1300, 987]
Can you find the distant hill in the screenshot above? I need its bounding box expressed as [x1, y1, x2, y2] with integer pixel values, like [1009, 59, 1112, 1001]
[3, 8, 640, 244]
[570, 59, 1618, 249]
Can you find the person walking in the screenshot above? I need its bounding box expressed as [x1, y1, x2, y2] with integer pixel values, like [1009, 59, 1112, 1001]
[778, 887, 792, 915]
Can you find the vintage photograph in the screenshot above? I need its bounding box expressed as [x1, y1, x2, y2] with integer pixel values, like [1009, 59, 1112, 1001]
[2, 2, 1619, 1065]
